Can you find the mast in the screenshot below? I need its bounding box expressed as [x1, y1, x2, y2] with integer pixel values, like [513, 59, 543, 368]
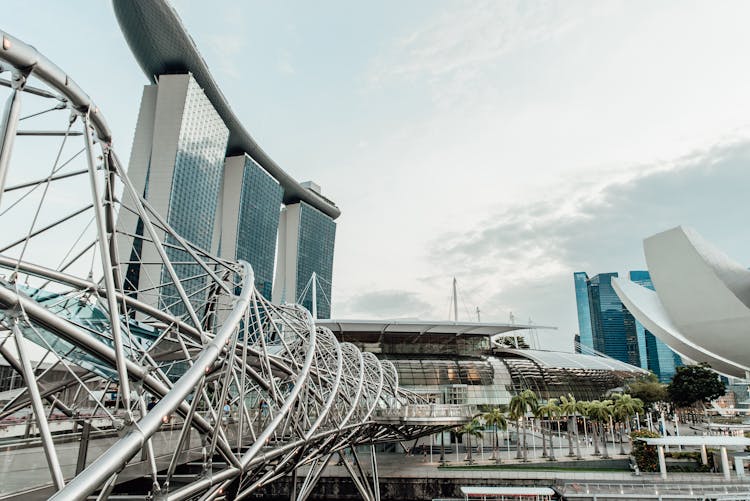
[311, 272, 318, 320]
[452, 277, 458, 322]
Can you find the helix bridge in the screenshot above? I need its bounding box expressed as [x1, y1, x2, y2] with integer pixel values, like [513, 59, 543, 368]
[0, 31, 469, 500]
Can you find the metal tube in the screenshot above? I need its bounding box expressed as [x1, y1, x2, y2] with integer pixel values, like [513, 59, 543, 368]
[0, 81, 22, 206]
[11, 318, 65, 489]
[83, 115, 134, 419]
[339, 449, 371, 501]
[18, 262, 254, 501]
[370, 444, 380, 501]
[164, 376, 205, 491]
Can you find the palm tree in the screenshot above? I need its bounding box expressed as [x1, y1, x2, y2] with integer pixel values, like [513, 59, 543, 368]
[482, 408, 508, 463]
[612, 393, 644, 455]
[559, 394, 586, 459]
[587, 399, 613, 459]
[509, 389, 539, 462]
[459, 418, 483, 464]
[536, 399, 559, 461]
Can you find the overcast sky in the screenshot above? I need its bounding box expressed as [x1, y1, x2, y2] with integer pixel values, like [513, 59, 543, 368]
[5, 0, 750, 351]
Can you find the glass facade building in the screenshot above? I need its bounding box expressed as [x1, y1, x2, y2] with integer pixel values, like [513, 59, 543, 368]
[574, 270, 683, 382]
[119, 71, 338, 320]
[274, 201, 336, 319]
[296, 203, 336, 318]
[161, 76, 229, 316]
[117, 73, 230, 317]
[587, 273, 639, 366]
[573, 272, 594, 351]
[234, 157, 283, 300]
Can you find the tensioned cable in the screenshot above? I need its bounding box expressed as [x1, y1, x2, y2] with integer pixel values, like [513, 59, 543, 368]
[0, 148, 85, 218]
[14, 119, 76, 274]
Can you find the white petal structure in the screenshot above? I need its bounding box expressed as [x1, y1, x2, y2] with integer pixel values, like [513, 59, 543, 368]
[613, 226, 750, 378]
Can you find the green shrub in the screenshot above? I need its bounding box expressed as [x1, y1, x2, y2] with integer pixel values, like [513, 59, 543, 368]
[630, 429, 660, 472]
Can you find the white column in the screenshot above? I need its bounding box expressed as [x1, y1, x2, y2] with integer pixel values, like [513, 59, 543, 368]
[700, 444, 708, 465]
[657, 445, 667, 480]
[720, 446, 731, 480]
[735, 456, 745, 478]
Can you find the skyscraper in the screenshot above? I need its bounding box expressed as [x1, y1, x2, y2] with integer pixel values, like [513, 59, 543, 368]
[219, 155, 283, 300]
[587, 273, 638, 365]
[117, 73, 230, 313]
[574, 270, 683, 381]
[273, 200, 336, 318]
[573, 272, 594, 351]
[114, 0, 341, 320]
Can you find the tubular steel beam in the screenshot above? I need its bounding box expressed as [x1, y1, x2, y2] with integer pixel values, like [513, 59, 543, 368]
[0, 76, 23, 206]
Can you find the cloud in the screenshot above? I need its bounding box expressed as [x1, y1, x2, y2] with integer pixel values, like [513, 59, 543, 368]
[207, 33, 246, 79]
[367, 0, 584, 103]
[340, 290, 432, 319]
[276, 49, 296, 75]
[426, 139, 750, 350]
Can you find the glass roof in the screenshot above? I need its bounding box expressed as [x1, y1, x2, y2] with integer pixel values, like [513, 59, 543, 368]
[503, 348, 647, 373]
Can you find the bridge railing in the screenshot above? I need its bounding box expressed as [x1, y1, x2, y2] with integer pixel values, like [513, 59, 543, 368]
[374, 403, 476, 422]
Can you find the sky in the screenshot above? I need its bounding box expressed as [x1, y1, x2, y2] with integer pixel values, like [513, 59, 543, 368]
[4, 0, 750, 352]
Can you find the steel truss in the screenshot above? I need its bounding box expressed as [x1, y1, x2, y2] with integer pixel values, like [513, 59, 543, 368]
[0, 30, 437, 500]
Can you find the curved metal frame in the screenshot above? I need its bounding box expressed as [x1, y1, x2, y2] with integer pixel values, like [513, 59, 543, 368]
[0, 29, 436, 501]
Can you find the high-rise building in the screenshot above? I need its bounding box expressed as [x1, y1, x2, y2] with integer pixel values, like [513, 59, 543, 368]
[587, 273, 638, 365]
[219, 155, 283, 300]
[574, 270, 683, 381]
[117, 73, 230, 313]
[273, 201, 336, 318]
[628, 271, 682, 382]
[114, 1, 341, 320]
[573, 272, 594, 351]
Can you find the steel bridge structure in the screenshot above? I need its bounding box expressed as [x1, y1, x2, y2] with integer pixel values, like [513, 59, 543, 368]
[0, 31, 468, 500]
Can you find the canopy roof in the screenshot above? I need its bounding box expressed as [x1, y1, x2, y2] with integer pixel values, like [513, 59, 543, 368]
[318, 319, 555, 337]
[501, 348, 648, 373]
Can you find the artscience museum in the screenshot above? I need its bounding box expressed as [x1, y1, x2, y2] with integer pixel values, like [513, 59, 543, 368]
[613, 226, 750, 379]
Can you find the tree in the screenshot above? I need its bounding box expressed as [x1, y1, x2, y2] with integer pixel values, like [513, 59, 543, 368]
[612, 393, 644, 455]
[586, 399, 613, 459]
[667, 364, 725, 408]
[482, 408, 507, 463]
[559, 394, 586, 459]
[625, 373, 667, 410]
[536, 399, 559, 461]
[458, 418, 484, 464]
[509, 389, 539, 461]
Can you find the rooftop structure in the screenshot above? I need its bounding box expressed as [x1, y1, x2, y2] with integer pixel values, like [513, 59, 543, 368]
[112, 0, 340, 219]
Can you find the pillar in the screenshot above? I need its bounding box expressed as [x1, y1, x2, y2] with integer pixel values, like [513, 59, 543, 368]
[720, 446, 731, 480]
[657, 445, 667, 480]
[700, 444, 708, 465]
[735, 456, 745, 479]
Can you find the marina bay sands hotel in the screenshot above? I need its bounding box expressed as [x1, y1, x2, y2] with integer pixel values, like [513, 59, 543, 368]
[113, 1, 337, 317]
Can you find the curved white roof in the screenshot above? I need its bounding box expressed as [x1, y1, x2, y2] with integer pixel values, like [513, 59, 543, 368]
[613, 277, 748, 377]
[613, 226, 750, 378]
